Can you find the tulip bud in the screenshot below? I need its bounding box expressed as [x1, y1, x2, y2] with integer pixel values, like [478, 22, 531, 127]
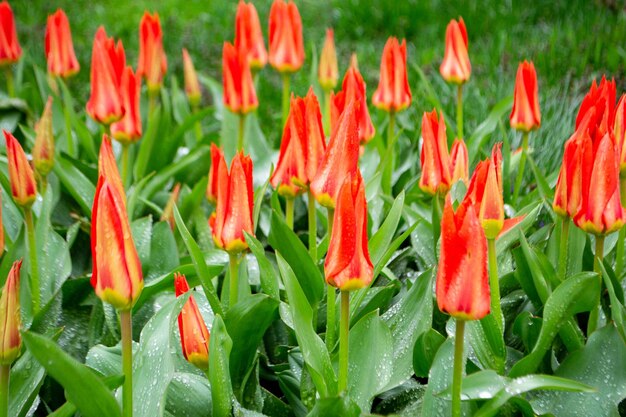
[4, 130, 36, 208]
[0, 260, 22, 365]
[0, 2, 21, 66]
[111, 66, 142, 144]
[98, 134, 126, 205]
[137, 12, 167, 93]
[33, 97, 55, 178]
[510, 61, 541, 132]
[436, 197, 490, 320]
[182, 49, 201, 107]
[576, 76, 615, 143]
[175, 273, 210, 370]
[479, 144, 504, 239]
[372, 37, 412, 113]
[235, 0, 267, 70]
[206, 144, 224, 205]
[318, 29, 338, 91]
[161, 183, 181, 230]
[450, 139, 469, 185]
[439, 18, 471, 84]
[325, 171, 373, 291]
[615, 95, 626, 174]
[45, 9, 80, 78]
[222, 42, 258, 115]
[419, 110, 452, 195]
[268, 0, 304, 73]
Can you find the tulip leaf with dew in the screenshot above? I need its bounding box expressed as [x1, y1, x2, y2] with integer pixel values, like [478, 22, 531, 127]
[7, 345, 45, 417]
[133, 106, 162, 182]
[53, 155, 95, 217]
[209, 315, 234, 417]
[599, 263, 626, 343]
[163, 373, 211, 417]
[467, 314, 506, 374]
[413, 329, 446, 378]
[306, 396, 361, 417]
[244, 232, 280, 300]
[369, 191, 404, 265]
[143, 221, 179, 282]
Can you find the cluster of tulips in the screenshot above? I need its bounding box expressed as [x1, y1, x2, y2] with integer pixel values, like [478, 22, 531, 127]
[0, 0, 622, 416]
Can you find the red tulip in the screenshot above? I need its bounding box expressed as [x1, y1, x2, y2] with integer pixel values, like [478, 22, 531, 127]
[137, 12, 167, 93]
[268, 0, 304, 73]
[111, 67, 142, 143]
[206, 144, 224, 205]
[161, 183, 181, 230]
[372, 37, 412, 113]
[0, 2, 21, 66]
[450, 139, 469, 185]
[4, 130, 36, 208]
[33, 97, 55, 178]
[222, 41, 258, 115]
[466, 144, 504, 239]
[235, 0, 267, 70]
[211, 152, 254, 253]
[419, 110, 452, 195]
[436, 197, 490, 320]
[325, 171, 373, 291]
[86, 27, 125, 125]
[0, 260, 22, 364]
[182, 49, 201, 107]
[510, 61, 541, 132]
[45, 9, 79, 78]
[615, 95, 626, 173]
[318, 29, 338, 91]
[98, 134, 126, 205]
[175, 273, 210, 370]
[576, 76, 615, 143]
[439, 18, 471, 84]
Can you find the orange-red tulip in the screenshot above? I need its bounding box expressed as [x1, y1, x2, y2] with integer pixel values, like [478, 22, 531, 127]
[161, 183, 181, 230]
[45, 9, 79, 78]
[615, 95, 626, 174]
[223, 41, 258, 115]
[268, 0, 304, 73]
[86, 27, 125, 125]
[235, 0, 267, 70]
[175, 272, 210, 370]
[510, 61, 541, 132]
[206, 143, 224, 205]
[4, 130, 36, 208]
[372, 37, 412, 113]
[111, 67, 142, 143]
[98, 134, 126, 204]
[0, 259, 22, 364]
[325, 171, 373, 291]
[450, 139, 469, 185]
[137, 11, 167, 93]
[576, 76, 615, 143]
[182, 48, 201, 107]
[419, 110, 452, 195]
[439, 18, 470, 85]
[0, 2, 21, 66]
[318, 29, 338, 91]
[436, 197, 489, 320]
[466, 144, 504, 239]
[212, 152, 254, 253]
[310, 100, 360, 208]
[33, 97, 55, 178]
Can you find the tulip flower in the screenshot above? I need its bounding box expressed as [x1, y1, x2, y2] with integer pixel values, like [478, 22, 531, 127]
[440, 18, 471, 85]
[318, 29, 338, 91]
[98, 135, 126, 205]
[161, 183, 181, 230]
[111, 66, 142, 147]
[615, 94, 626, 174]
[86, 27, 125, 125]
[4, 130, 36, 208]
[175, 273, 210, 370]
[0, 259, 22, 365]
[576, 76, 615, 142]
[137, 11, 167, 93]
[419, 110, 452, 195]
[0, 2, 21, 66]
[206, 143, 224, 205]
[372, 37, 412, 113]
[45, 9, 80, 78]
[33, 97, 55, 185]
[182, 48, 201, 107]
[269, 0, 304, 73]
[450, 139, 469, 185]
[235, 0, 267, 70]
[510, 61, 541, 132]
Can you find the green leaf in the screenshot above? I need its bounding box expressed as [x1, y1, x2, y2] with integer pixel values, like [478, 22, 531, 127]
[413, 329, 446, 378]
[22, 331, 121, 417]
[244, 232, 280, 299]
[467, 95, 514, 165]
[53, 154, 95, 216]
[8, 348, 46, 417]
[209, 314, 234, 417]
[467, 314, 506, 374]
[600, 263, 626, 343]
[306, 396, 360, 417]
[420, 338, 466, 416]
[165, 372, 211, 416]
[145, 221, 180, 282]
[495, 203, 541, 255]
[133, 106, 162, 181]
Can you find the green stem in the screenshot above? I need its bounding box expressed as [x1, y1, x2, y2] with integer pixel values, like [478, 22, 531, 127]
[0, 364, 9, 417]
[281, 73, 291, 130]
[121, 143, 130, 189]
[323, 89, 331, 136]
[237, 113, 246, 151]
[120, 310, 133, 417]
[488, 238, 503, 332]
[338, 291, 350, 393]
[192, 104, 203, 141]
[4, 68, 14, 98]
[229, 252, 240, 308]
[588, 236, 605, 335]
[451, 319, 465, 417]
[513, 131, 530, 204]
[285, 197, 295, 230]
[325, 208, 336, 350]
[456, 84, 463, 139]
[382, 112, 396, 195]
[308, 190, 317, 263]
[557, 217, 570, 281]
[24, 208, 40, 314]
[39, 176, 48, 196]
[148, 90, 158, 116]
[62, 92, 76, 158]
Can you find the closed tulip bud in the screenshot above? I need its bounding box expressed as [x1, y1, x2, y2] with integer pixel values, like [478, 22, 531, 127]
[137, 12, 167, 93]
[450, 138, 469, 185]
[86, 27, 125, 125]
[4, 130, 36, 208]
[302, 88, 327, 182]
[0, 260, 22, 365]
[0, 2, 21, 66]
[510, 61, 541, 132]
[372, 37, 412, 113]
[615, 95, 626, 174]
[235, 0, 267, 70]
[439, 18, 471, 84]
[576, 76, 615, 143]
[222, 42, 258, 115]
[325, 172, 373, 291]
[161, 183, 181, 230]
[111, 67, 142, 144]
[175, 273, 210, 370]
[206, 144, 224, 205]
[33, 97, 55, 178]
[436, 197, 490, 320]
[419, 110, 452, 195]
[182, 49, 201, 107]
[466, 144, 504, 239]
[45, 9, 79, 78]
[268, 0, 304, 73]
[212, 152, 254, 253]
[318, 29, 338, 91]
[98, 135, 126, 205]
[310, 100, 360, 208]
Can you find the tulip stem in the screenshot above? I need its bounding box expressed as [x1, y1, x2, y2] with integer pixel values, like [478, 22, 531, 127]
[451, 319, 465, 417]
[513, 131, 530, 205]
[487, 238, 502, 332]
[307, 190, 317, 263]
[282, 74, 291, 130]
[4, 68, 14, 98]
[285, 197, 295, 230]
[382, 112, 396, 196]
[24, 208, 40, 315]
[121, 143, 130, 189]
[120, 310, 133, 417]
[326, 208, 336, 350]
[338, 290, 350, 393]
[0, 364, 9, 417]
[323, 89, 331, 136]
[557, 217, 570, 281]
[62, 89, 76, 158]
[456, 84, 463, 139]
[237, 113, 246, 151]
[148, 90, 158, 116]
[229, 253, 240, 308]
[588, 236, 605, 335]
[192, 104, 203, 141]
